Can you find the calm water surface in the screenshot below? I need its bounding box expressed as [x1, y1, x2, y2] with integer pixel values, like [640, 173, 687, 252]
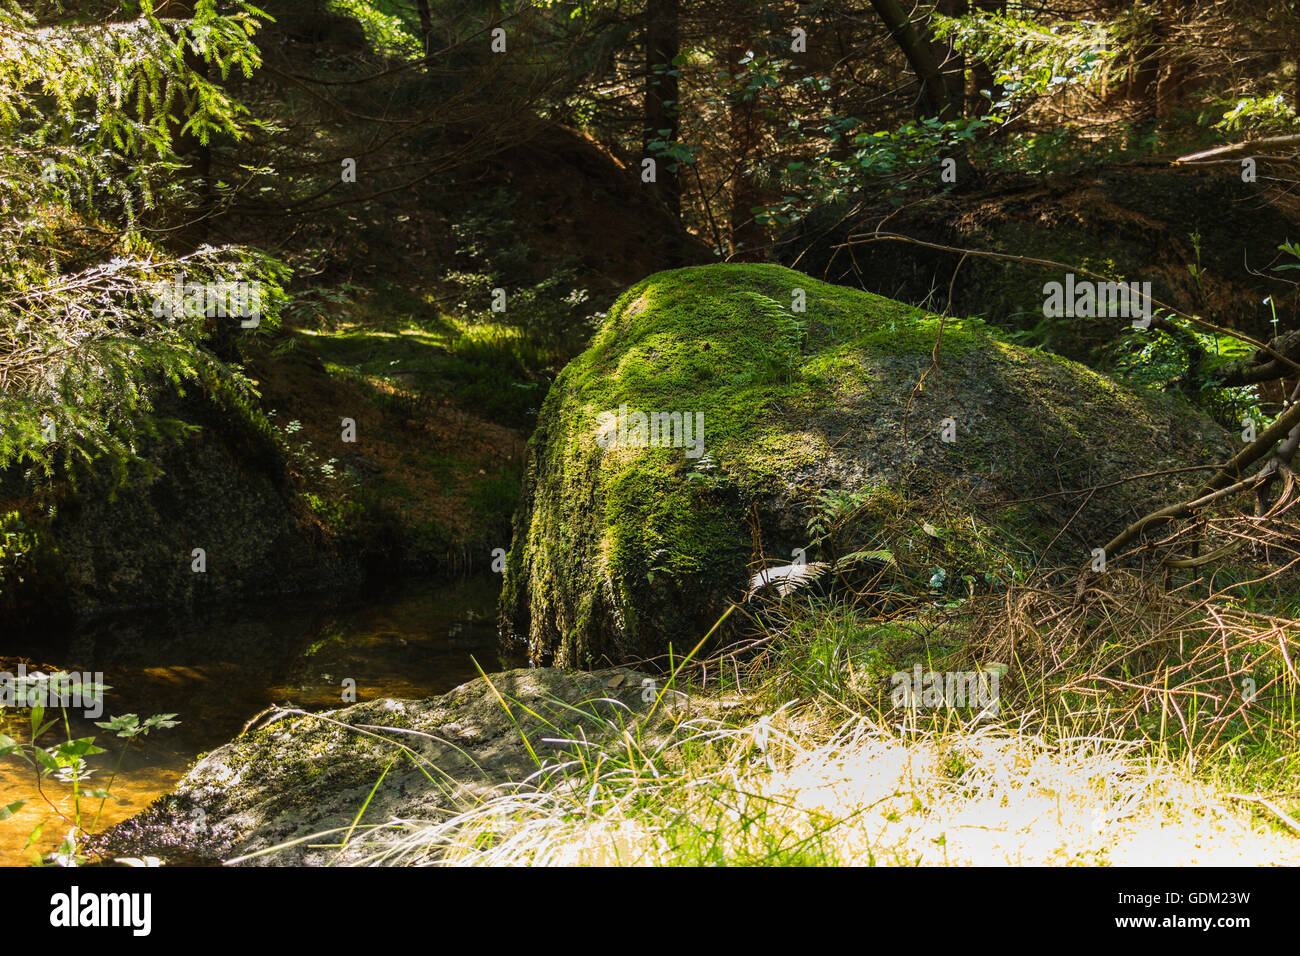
[0, 575, 503, 865]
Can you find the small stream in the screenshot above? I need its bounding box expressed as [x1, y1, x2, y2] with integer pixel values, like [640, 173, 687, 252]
[0, 575, 505, 866]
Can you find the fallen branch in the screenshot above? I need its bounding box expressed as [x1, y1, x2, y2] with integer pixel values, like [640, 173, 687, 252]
[1100, 472, 1268, 561]
[1201, 398, 1300, 495]
[835, 232, 1297, 374]
[1174, 134, 1300, 165]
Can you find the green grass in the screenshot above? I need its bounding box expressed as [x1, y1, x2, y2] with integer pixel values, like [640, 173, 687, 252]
[227, 555, 1300, 867]
[302, 303, 552, 429]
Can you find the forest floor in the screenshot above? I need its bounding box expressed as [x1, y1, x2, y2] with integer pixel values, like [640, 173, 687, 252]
[246, 286, 530, 563]
[421, 696, 1300, 866]
[108, 654, 1300, 867]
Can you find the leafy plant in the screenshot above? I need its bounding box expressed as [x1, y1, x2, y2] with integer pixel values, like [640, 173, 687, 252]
[0, 670, 178, 865]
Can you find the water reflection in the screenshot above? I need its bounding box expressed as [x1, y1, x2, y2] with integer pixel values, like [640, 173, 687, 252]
[0, 575, 503, 865]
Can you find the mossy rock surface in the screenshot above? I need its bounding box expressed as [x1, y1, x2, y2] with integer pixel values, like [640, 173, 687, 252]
[500, 263, 1231, 667]
[0, 387, 355, 626]
[95, 666, 658, 866]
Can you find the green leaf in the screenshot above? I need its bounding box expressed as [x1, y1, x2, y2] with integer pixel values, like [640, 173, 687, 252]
[839, 549, 896, 566]
[24, 820, 46, 849]
[55, 737, 105, 759]
[96, 714, 140, 736]
[33, 748, 60, 773]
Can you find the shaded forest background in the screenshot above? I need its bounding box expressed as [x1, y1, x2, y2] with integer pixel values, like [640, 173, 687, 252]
[4, 0, 1300, 623]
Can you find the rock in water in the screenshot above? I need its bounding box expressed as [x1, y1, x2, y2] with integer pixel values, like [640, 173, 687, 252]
[95, 667, 658, 866]
[499, 263, 1228, 667]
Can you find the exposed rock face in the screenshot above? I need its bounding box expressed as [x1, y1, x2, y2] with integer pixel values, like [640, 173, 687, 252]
[97, 667, 658, 866]
[2, 390, 353, 626]
[55, 438, 344, 619]
[499, 263, 1230, 667]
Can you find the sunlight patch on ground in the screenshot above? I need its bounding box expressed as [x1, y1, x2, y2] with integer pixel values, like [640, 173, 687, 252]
[761, 729, 1300, 866]
[415, 718, 1300, 867]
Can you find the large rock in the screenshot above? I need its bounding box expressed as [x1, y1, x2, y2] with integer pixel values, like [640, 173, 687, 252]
[96, 667, 659, 866]
[499, 263, 1230, 666]
[0, 388, 354, 627]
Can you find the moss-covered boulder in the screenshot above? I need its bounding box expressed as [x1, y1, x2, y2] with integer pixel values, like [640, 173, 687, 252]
[500, 263, 1230, 667]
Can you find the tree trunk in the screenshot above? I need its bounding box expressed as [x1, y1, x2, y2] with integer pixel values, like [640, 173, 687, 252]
[867, 0, 959, 120]
[930, 0, 967, 120]
[417, 0, 433, 57]
[1125, 1, 1161, 119]
[726, 11, 765, 258]
[1155, 0, 1188, 119]
[968, 0, 1004, 116]
[644, 0, 681, 219]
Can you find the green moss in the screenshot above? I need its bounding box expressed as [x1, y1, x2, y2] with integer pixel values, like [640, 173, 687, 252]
[503, 263, 1228, 665]
[302, 280, 552, 429]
